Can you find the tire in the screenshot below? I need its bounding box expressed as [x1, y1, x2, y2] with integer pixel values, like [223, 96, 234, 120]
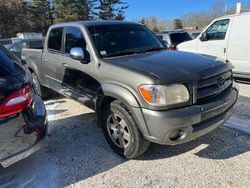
[101, 100, 150, 158]
[31, 73, 52, 99]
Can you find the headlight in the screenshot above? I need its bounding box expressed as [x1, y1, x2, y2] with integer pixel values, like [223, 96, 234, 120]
[138, 84, 190, 107]
[162, 84, 190, 106]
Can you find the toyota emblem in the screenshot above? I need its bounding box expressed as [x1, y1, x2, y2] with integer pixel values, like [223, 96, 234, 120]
[217, 77, 226, 87]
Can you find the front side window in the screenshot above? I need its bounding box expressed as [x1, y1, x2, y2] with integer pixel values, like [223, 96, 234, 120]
[206, 19, 230, 40]
[87, 24, 165, 58]
[48, 28, 63, 51]
[64, 27, 86, 54]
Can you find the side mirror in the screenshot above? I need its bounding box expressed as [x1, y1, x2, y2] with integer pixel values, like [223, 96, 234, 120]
[70, 47, 89, 62]
[200, 32, 208, 42]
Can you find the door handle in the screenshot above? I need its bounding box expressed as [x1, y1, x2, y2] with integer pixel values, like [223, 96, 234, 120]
[62, 63, 68, 68]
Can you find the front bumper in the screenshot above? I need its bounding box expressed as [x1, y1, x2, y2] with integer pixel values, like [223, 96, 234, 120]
[141, 86, 238, 145]
[0, 95, 47, 168]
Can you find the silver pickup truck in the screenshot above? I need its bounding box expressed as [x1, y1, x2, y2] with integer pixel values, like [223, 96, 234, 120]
[22, 21, 238, 158]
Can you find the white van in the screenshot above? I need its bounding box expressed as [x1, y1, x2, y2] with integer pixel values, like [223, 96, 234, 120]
[177, 12, 250, 79]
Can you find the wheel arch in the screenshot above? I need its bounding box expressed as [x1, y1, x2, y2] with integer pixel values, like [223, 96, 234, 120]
[96, 84, 150, 136]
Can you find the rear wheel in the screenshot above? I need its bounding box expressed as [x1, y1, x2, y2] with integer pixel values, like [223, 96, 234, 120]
[31, 73, 53, 99]
[101, 100, 150, 158]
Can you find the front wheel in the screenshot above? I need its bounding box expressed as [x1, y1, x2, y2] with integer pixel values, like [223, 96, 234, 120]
[101, 100, 150, 159]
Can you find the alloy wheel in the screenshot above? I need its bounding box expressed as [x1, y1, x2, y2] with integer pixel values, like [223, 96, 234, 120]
[107, 113, 131, 148]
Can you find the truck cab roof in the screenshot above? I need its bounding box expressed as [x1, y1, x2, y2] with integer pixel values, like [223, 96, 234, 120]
[51, 20, 140, 28]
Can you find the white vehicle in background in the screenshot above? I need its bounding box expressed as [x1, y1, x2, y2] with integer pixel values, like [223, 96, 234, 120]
[177, 10, 250, 80]
[16, 32, 43, 40]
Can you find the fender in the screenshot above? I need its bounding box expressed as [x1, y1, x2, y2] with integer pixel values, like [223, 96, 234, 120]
[96, 83, 150, 136]
[102, 83, 140, 107]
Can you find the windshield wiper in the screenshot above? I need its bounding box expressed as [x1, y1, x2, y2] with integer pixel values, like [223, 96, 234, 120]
[142, 47, 166, 53]
[103, 50, 140, 58]
[103, 47, 166, 58]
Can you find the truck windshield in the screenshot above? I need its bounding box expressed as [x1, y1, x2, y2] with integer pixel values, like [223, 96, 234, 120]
[87, 24, 165, 58]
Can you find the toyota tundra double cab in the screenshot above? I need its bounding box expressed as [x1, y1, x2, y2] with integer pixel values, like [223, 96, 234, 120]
[22, 21, 238, 158]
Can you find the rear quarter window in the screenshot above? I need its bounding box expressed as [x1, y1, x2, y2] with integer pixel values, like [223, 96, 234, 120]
[48, 28, 63, 51]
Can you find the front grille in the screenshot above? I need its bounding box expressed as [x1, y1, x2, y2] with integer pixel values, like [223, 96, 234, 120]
[197, 71, 233, 102]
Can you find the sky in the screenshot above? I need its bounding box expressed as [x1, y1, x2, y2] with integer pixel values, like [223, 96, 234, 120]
[125, 0, 250, 20]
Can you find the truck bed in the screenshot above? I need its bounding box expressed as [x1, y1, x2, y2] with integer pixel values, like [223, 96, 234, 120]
[22, 48, 43, 73]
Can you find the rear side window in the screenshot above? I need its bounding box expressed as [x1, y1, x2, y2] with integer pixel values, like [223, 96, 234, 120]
[48, 28, 63, 51]
[64, 27, 86, 54]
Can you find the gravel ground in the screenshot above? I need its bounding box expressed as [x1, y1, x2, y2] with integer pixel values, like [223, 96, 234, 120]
[0, 83, 250, 188]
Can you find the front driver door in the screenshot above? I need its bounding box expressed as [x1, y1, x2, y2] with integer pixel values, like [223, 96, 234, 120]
[59, 26, 100, 109]
[197, 19, 230, 60]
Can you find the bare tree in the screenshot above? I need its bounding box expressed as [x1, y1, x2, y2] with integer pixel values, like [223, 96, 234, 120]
[211, 0, 225, 18]
[173, 19, 183, 29]
[181, 1, 227, 31]
[0, 0, 31, 37]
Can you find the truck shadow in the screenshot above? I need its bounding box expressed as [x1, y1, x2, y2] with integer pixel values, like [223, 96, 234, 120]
[47, 112, 127, 186]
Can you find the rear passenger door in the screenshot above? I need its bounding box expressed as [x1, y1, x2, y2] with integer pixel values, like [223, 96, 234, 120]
[42, 27, 64, 90]
[60, 26, 100, 108]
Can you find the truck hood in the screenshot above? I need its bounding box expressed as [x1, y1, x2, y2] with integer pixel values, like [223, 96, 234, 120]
[104, 50, 233, 84]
